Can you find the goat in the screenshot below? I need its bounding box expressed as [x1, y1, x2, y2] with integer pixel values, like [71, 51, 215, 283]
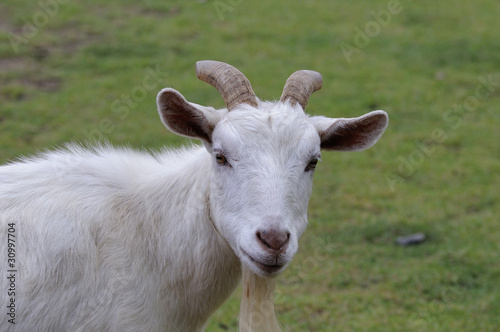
[0, 61, 388, 331]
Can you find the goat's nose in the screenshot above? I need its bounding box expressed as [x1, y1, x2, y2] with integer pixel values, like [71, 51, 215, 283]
[256, 229, 290, 252]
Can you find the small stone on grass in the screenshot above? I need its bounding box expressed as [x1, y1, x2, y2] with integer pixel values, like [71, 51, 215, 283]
[396, 233, 426, 246]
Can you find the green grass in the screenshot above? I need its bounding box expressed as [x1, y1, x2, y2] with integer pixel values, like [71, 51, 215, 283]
[1, 0, 499, 330]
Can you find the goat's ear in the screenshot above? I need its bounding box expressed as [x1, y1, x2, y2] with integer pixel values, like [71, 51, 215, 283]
[157, 88, 221, 144]
[310, 110, 388, 151]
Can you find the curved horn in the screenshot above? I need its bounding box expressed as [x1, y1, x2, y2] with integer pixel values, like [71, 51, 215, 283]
[280, 70, 323, 110]
[196, 60, 258, 111]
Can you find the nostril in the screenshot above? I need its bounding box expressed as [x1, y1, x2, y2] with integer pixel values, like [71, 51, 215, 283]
[257, 231, 270, 248]
[256, 229, 290, 252]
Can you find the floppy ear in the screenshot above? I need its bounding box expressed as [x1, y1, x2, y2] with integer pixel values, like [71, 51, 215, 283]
[310, 110, 389, 151]
[157, 88, 221, 144]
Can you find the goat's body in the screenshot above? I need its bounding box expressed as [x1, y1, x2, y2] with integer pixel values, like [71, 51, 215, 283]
[0, 61, 389, 331]
[0, 145, 241, 331]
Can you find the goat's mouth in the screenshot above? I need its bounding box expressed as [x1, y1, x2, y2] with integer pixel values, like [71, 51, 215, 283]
[240, 249, 285, 275]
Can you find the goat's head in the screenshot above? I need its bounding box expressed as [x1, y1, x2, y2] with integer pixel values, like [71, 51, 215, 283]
[157, 61, 388, 277]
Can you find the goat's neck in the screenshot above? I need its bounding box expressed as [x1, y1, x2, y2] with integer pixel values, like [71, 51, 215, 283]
[239, 265, 282, 332]
[135, 147, 241, 329]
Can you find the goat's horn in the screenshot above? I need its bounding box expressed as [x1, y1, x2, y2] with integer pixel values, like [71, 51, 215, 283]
[196, 60, 258, 111]
[280, 70, 323, 110]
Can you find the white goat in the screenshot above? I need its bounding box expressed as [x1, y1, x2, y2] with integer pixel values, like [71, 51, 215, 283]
[0, 61, 388, 331]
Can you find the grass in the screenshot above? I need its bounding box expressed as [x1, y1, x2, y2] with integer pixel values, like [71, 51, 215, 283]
[1, 0, 499, 330]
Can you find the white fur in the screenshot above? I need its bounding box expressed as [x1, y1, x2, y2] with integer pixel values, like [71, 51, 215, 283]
[1, 144, 240, 331]
[0, 90, 388, 331]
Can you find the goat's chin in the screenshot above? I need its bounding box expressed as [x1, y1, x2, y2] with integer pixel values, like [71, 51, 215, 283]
[239, 249, 289, 278]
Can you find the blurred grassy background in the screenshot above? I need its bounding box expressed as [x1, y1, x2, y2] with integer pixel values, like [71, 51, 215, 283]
[1, 0, 499, 331]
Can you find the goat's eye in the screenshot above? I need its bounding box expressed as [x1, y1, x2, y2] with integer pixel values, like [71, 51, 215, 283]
[215, 153, 228, 165]
[306, 158, 318, 171]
